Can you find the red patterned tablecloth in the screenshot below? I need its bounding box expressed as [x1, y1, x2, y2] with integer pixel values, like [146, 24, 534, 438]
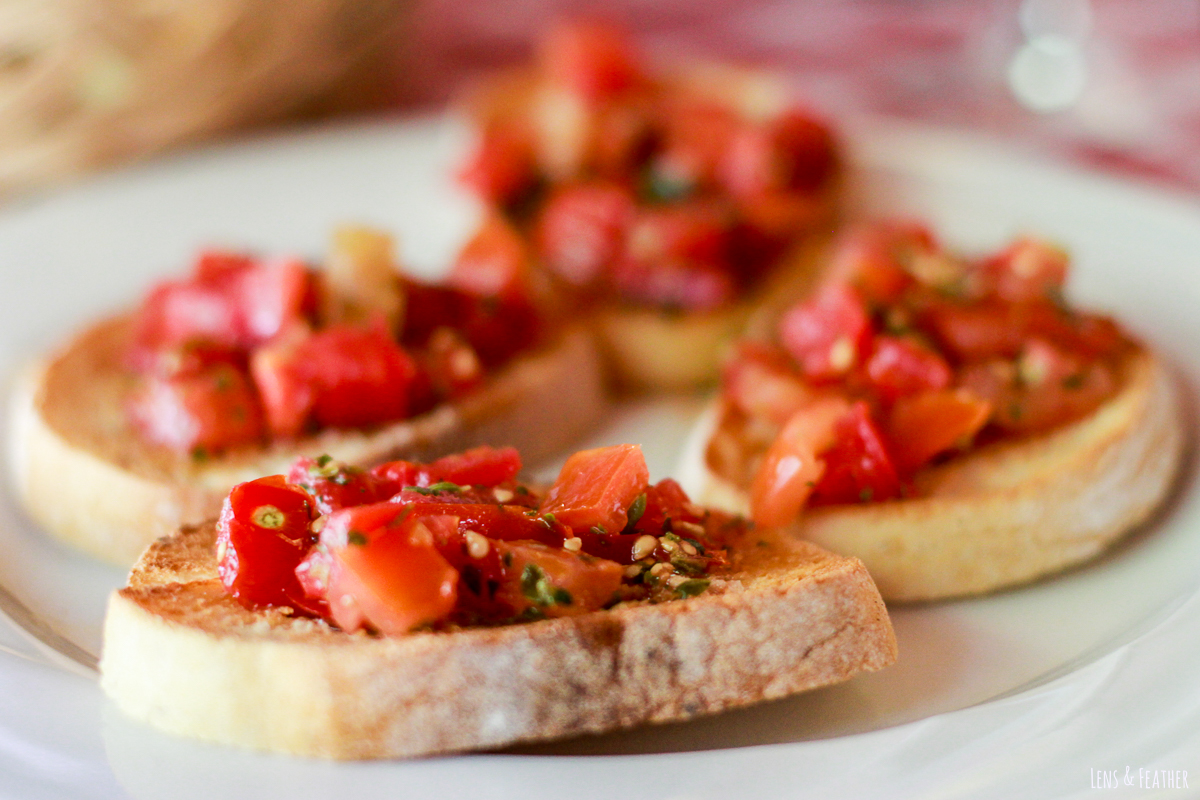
[384, 0, 1200, 191]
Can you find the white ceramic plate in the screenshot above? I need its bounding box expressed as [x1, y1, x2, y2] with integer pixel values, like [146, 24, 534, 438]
[1, 116, 1198, 799]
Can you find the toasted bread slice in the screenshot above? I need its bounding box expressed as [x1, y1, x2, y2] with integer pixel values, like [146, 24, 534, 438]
[10, 316, 606, 566]
[100, 521, 896, 759]
[689, 347, 1186, 602]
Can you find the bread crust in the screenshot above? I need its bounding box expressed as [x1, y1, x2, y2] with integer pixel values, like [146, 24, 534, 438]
[692, 348, 1186, 601]
[100, 522, 896, 759]
[10, 316, 607, 566]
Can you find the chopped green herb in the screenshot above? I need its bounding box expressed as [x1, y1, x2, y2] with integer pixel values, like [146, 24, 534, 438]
[669, 553, 708, 576]
[514, 486, 532, 496]
[190, 446, 208, 462]
[675, 579, 710, 598]
[1062, 373, 1085, 390]
[316, 454, 334, 467]
[520, 564, 573, 607]
[859, 487, 874, 503]
[404, 482, 464, 495]
[347, 531, 368, 546]
[542, 512, 558, 525]
[627, 493, 647, 528]
[590, 525, 608, 536]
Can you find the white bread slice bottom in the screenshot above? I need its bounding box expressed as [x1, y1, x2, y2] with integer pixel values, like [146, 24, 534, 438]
[9, 316, 606, 566]
[691, 349, 1186, 602]
[99, 523, 897, 759]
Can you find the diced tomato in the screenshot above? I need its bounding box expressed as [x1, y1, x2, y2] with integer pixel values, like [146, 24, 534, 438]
[427, 445, 523, 487]
[457, 124, 536, 206]
[922, 299, 1028, 362]
[624, 202, 731, 268]
[887, 388, 992, 472]
[492, 540, 624, 618]
[864, 335, 953, 402]
[590, 102, 654, 177]
[313, 505, 459, 634]
[419, 327, 484, 401]
[721, 341, 814, 424]
[778, 284, 872, 381]
[982, 238, 1069, 303]
[719, 111, 836, 198]
[448, 214, 531, 302]
[400, 280, 541, 368]
[609, 257, 735, 311]
[651, 100, 740, 196]
[286, 457, 393, 515]
[630, 478, 703, 534]
[536, 182, 635, 287]
[540, 444, 650, 533]
[826, 223, 930, 304]
[733, 190, 826, 244]
[132, 252, 310, 355]
[925, 298, 1125, 364]
[396, 502, 565, 549]
[958, 339, 1117, 434]
[539, 21, 642, 102]
[128, 340, 247, 377]
[251, 322, 418, 438]
[128, 362, 263, 453]
[809, 402, 902, 506]
[750, 397, 850, 527]
[217, 476, 314, 610]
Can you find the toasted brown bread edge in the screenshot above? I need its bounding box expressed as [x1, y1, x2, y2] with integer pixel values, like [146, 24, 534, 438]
[692, 348, 1186, 602]
[100, 523, 897, 759]
[10, 320, 607, 566]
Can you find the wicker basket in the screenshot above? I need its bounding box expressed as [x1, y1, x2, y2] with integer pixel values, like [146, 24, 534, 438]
[0, 0, 409, 196]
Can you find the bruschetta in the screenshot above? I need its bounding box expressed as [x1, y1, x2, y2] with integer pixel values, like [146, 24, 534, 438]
[455, 22, 841, 391]
[99, 443, 896, 758]
[10, 226, 606, 566]
[690, 222, 1185, 601]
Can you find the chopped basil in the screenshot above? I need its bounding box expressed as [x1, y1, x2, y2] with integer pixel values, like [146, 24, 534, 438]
[347, 531, 368, 546]
[590, 525, 608, 536]
[542, 512, 558, 525]
[675, 579, 710, 598]
[520, 564, 573, 607]
[1063, 373, 1085, 390]
[626, 493, 647, 528]
[669, 553, 707, 576]
[190, 446, 208, 462]
[315, 454, 334, 467]
[859, 487, 874, 503]
[404, 481, 463, 495]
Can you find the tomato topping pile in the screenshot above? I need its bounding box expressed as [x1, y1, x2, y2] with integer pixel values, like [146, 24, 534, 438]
[217, 445, 736, 633]
[707, 222, 1133, 525]
[456, 21, 837, 313]
[125, 230, 544, 457]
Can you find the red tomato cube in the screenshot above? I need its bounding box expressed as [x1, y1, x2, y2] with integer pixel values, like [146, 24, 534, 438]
[540, 444, 650, 533]
[778, 284, 872, 381]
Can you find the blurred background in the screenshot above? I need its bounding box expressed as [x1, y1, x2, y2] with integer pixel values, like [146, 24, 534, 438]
[1, 0, 1197, 199]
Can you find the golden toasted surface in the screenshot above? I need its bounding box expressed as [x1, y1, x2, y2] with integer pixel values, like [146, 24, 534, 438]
[11, 317, 606, 565]
[696, 348, 1186, 601]
[101, 523, 896, 759]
